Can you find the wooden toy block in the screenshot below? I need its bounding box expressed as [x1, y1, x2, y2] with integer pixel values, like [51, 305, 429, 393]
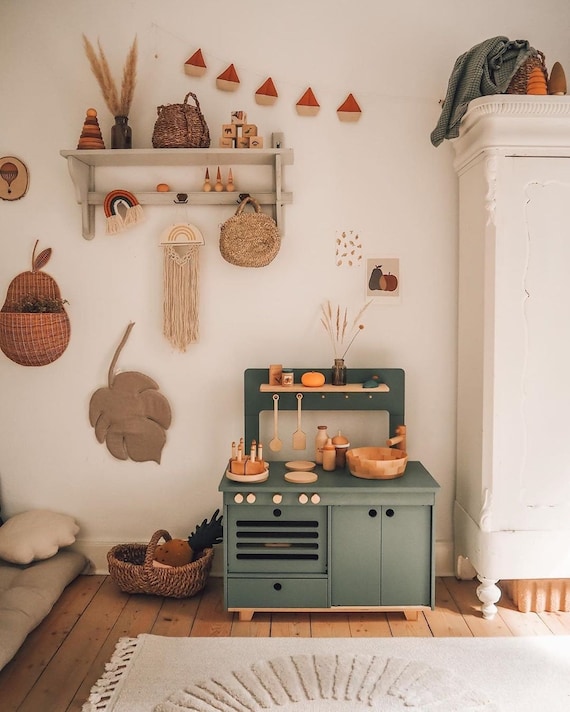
[231, 111, 246, 125]
[236, 136, 250, 148]
[242, 124, 258, 137]
[222, 124, 237, 138]
[249, 136, 264, 149]
[219, 136, 234, 148]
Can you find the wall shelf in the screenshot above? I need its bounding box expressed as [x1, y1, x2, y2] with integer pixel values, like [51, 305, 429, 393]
[60, 147, 293, 239]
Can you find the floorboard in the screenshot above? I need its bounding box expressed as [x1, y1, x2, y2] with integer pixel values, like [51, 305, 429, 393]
[1, 574, 569, 712]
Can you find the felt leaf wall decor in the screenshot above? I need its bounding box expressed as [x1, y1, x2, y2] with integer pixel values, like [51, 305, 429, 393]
[89, 322, 171, 463]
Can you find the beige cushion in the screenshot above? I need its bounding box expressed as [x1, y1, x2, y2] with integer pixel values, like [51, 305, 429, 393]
[0, 549, 87, 670]
[0, 510, 79, 565]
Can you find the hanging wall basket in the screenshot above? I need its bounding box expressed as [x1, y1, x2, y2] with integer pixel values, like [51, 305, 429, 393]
[0, 241, 70, 366]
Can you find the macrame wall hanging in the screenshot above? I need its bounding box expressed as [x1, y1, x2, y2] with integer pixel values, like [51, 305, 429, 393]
[103, 189, 145, 234]
[160, 222, 205, 351]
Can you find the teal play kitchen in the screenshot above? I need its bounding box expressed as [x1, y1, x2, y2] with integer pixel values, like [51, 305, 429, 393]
[219, 368, 440, 621]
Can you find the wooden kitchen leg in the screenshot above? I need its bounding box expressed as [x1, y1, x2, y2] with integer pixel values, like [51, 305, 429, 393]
[404, 610, 419, 621]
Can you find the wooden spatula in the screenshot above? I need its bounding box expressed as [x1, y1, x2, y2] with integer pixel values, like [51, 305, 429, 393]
[292, 393, 306, 450]
[269, 394, 282, 451]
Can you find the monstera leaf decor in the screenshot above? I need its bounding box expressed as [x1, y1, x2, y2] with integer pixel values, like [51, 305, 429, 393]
[89, 322, 172, 463]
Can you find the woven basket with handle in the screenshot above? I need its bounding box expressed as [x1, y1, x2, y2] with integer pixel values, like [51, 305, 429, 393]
[107, 529, 214, 598]
[506, 50, 547, 94]
[152, 92, 210, 149]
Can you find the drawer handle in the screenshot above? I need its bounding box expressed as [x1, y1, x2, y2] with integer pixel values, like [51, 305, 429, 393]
[368, 509, 378, 518]
[386, 508, 395, 517]
[273, 582, 282, 591]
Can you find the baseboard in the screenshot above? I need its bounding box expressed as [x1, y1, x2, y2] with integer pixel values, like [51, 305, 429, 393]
[72, 538, 456, 578]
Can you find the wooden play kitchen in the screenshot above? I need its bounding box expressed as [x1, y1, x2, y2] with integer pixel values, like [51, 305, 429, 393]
[219, 367, 439, 622]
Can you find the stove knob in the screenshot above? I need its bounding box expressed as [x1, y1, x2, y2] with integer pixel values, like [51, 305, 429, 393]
[272, 493, 283, 504]
[246, 493, 256, 504]
[298, 493, 309, 504]
[310, 493, 321, 504]
[234, 493, 244, 504]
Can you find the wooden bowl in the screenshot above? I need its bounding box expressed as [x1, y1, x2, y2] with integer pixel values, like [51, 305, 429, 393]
[346, 447, 408, 480]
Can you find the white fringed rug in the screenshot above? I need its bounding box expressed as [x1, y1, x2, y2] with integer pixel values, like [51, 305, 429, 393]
[82, 634, 570, 712]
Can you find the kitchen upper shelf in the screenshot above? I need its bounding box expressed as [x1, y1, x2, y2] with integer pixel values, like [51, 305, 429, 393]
[60, 147, 294, 239]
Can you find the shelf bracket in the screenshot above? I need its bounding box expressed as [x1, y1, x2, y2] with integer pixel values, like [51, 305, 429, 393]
[67, 156, 95, 240]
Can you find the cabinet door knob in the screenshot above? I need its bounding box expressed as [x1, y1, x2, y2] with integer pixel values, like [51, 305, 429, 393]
[386, 508, 395, 517]
[368, 508, 378, 517]
[273, 582, 282, 591]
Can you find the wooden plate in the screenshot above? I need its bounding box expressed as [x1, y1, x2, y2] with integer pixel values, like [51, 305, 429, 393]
[226, 469, 269, 483]
[285, 460, 316, 471]
[284, 471, 318, 484]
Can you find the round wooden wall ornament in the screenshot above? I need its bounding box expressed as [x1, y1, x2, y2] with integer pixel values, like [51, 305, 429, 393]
[0, 156, 29, 201]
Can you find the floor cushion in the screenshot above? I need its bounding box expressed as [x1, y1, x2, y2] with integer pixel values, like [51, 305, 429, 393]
[0, 549, 88, 670]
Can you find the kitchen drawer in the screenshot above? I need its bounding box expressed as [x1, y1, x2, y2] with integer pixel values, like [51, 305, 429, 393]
[227, 576, 328, 609]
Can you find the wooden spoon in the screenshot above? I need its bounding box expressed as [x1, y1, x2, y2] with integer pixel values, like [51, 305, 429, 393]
[292, 393, 306, 450]
[269, 393, 282, 451]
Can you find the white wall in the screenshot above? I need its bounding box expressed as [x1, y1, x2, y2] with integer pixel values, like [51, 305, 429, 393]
[1, 0, 569, 574]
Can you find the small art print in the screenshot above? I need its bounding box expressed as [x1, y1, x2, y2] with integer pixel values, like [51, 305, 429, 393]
[366, 258, 400, 302]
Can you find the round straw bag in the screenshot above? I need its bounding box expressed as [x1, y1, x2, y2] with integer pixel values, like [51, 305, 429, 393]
[107, 529, 214, 598]
[219, 196, 281, 268]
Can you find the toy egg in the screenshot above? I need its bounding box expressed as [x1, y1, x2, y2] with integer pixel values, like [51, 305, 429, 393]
[156, 183, 170, 192]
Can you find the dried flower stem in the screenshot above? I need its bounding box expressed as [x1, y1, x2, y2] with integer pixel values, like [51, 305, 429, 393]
[83, 35, 138, 117]
[320, 300, 371, 359]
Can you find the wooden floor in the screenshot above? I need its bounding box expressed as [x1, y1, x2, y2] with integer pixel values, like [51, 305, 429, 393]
[1, 575, 570, 712]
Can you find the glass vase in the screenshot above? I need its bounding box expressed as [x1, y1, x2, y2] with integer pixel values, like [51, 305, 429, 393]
[331, 358, 347, 386]
[111, 116, 132, 149]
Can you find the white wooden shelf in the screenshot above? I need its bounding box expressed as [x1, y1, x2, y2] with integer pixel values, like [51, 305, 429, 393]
[60, 148, 293, 239]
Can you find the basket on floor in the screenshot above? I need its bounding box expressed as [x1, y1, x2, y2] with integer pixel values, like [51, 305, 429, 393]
[107, 529, 214, 598]
[506, 50, 547, 94]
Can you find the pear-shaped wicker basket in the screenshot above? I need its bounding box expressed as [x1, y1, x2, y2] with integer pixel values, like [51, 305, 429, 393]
[107, 529, 214, 598]
[0, 244, 70, 367]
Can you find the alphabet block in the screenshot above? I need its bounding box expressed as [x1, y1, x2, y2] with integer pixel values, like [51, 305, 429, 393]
[219, 136, 234, 148]
[222, 124, 237, 138]
[242, 124, 258, 137]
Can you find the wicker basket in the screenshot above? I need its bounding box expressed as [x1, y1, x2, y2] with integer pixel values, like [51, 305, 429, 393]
[506, 50, 547, 94]
[107, 529, 214, 598]
[152, 92, 210, 149]
[0, 311, 70, 366]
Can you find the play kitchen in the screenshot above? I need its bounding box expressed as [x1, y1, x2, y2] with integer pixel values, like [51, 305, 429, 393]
[219, 367, 440, 621]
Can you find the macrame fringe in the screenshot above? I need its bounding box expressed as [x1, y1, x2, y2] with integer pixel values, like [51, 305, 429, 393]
[81, 636, 140, 712]
[163, 244, 200, 350]
[105, 204, 145, 235]
[123, 203, 145, 227]
[105, 214, 124, 235]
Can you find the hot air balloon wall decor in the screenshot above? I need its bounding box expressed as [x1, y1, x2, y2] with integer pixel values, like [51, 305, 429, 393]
[0, 156, 29, 201]
[0, 240, 71, 366]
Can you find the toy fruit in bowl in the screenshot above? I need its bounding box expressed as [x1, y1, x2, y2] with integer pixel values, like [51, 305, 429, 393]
[301, 371, 326, 387]
[346, 447, 408, 480]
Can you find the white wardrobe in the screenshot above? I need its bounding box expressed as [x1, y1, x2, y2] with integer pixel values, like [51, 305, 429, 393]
[452, 96, 570, 618]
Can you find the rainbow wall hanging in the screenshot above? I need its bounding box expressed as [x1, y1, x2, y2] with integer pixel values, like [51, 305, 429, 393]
[103, 189, 145, 234]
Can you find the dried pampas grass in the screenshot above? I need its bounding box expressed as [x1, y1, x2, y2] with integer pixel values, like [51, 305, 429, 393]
[320, 299, 372, 359]
[83, 34, 138, 117]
